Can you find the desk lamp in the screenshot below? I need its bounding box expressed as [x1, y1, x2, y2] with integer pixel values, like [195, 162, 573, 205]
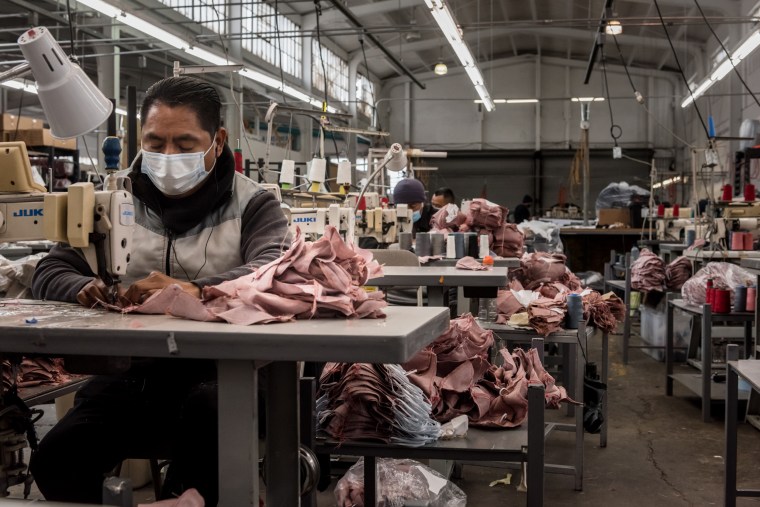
[352, 143, 407, 213]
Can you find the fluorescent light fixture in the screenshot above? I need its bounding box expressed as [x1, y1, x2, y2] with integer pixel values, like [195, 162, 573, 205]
[424, 0, 494, 111]
[681, 28, 760, 108]
[652, 175, 682, 189]
[75, 0, 334, 111]
[506, 98, 538, 104]
[605, 20, 623, 35]
[434, 62, 448, 75]
[571, 97, 605, 102]
[1, 79, 38, 94]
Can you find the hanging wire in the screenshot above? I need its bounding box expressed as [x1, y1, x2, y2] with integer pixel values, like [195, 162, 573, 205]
[652, 0, 711, 141]
[693, 0, 760, 108]
[600, 45, 622, 146]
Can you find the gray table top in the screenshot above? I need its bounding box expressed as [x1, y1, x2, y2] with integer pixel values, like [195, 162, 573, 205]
[729, 360, 760, 391]
[0, 300, 450, 364]
[367, 266, 509, 287]
[659, 243, 688, 252]
[424, 257, 521, 268]
[669, 299, 755, 321]
[741, 258, 760, 270]
[482, 321, 594, 338]
[604, 279, 626, 290]
[685, 250, 760, 260]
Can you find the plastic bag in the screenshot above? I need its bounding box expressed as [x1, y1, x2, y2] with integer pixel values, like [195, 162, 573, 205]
[681, 262, 756, 306]
[517, 220, 564, 253]
[595, 181, 650, 213]
[334, 458, 467, 507]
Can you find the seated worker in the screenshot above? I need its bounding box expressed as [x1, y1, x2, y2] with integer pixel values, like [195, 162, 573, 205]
[30, 76, 290, 505]
[514, 194, 533, 224]
[431, 187, 456, 209]
[393, 178, 432, 234]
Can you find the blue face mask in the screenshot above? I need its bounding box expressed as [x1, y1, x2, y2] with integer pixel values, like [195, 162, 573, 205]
[412, 210, 422, 223]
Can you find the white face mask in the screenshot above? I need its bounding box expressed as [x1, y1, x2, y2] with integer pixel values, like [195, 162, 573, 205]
[140, 140, 217, 196]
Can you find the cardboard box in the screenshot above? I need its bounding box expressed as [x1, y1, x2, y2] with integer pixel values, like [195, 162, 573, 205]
[598, 208, 631, 226]
[0, 113, 42, 131]
[4, 128, 76, 150]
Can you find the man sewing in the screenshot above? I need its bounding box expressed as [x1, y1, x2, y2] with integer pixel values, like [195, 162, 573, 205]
[30, 76, 290, 505]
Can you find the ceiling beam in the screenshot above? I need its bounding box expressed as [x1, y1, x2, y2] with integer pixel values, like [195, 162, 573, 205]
[496, 0, 518, 57]
[303, 0, 418, 28]
[621, 0, 734, 14]
[656, 6, 698, 70]
[365, 26, 704, 61]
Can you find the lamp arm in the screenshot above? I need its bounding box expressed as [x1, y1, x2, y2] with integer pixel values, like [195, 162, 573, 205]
[0, 62, 31, 84]
[352, 158, 391, 213]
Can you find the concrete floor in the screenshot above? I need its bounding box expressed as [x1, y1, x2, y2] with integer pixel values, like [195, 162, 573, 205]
[9, 323, 760, 506]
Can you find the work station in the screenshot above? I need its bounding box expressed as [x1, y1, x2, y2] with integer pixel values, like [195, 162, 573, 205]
[1, 1, 760, 506]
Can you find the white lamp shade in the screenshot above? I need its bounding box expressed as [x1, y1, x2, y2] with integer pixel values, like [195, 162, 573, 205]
[279, 159, 295, 185]
[308, 158, 326, 183]
[337, 160, 352, 185]
[384, 143, 408, 172]
[18, 27, 112, 139]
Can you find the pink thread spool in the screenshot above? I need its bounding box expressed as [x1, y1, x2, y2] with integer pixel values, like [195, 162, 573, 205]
[673, 204, 680, 217]
[713, 289, 731, 313]
[722, 184, 733, 201]
[747, 286, 757, 311]
[731, 232, 744, 251]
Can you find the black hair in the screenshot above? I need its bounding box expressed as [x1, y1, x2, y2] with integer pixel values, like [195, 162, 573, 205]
[433, 187, 456, 203]
[522, 194, 533, 204]
[140, 76, 221, 138]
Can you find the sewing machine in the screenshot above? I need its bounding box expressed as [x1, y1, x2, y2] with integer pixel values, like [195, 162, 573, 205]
[0, 141, 134, 287]
[354, 204, 413, 245]
[285, 203, 356, 243]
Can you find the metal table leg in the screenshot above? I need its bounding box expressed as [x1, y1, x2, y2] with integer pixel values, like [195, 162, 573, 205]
[665, 297, 674, 396]
[527, 383, 545, 507]
[601, 331, 609, 448]
[744, 322, 752, 359]
[563, 343, 575, 418]
[266, 361, 300, 506]
[427, 286, 446, 307]
[623, 253, 632, 364]
[365, 455, 377, 506]
[218, 360, 260, 507]
[574, 325, 584, 491]
[701, 304, 712, 423]
[725, 345, 739, 507]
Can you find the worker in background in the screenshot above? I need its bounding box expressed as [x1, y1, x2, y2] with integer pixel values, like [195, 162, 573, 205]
[514, 194, 533, 224]
[393, 178, 432, 234]
[30, 76, 290, 506]
[431, 187, 456, 209]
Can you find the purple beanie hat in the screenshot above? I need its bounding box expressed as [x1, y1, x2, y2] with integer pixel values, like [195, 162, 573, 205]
[393, 178, 426, 204]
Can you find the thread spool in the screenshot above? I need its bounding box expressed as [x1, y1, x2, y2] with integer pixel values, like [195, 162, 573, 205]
[746, 233, 754, 251]
[565, 294, 583, 329]
[479, 235, 490, 258]
[399, 232, 412, 251]
[713, 289, 731, 313]
[453, 233, 465, 258]
[673, 204, 680, 217]
[734, 286, 747, 312]
[685, 230, 696, 247]
[731, 231, 745, 251]
[233, 148, 243, 174]
[747, 286, 757, 311]
[279, 160, 295, 188]
[466, 233, 479, 257]
[431, 233, 446, 256]
[745, 183, 756, 202]
[415, 232, 432, 257]
[706, 278, 714, 305]
[657, 203, 665, 217]
[722, 184, 733, 202]
[446, 234, 457, 259]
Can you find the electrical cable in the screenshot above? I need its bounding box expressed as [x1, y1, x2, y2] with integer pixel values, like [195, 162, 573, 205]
[65, 0, 77, 58]
[694, 0, 760, 109]
[600, 45, 622, 146]
[313, 1, 330, 110]
[359, 34, 389, 149]
[274, 0, 289, 104]
[652, 0, 711, 141]
[610, 33, 697, 149]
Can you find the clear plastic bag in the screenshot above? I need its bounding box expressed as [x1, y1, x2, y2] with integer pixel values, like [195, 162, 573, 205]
[595, 182, 650, 213]
[681, 262, 756, 306]
[334, 458, 467, 507]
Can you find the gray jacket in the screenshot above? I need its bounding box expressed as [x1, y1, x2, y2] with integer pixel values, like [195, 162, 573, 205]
[33, 146, 290, 303]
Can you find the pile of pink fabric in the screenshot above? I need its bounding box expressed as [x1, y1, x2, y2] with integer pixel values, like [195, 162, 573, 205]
[101, 227, 387, 324]
[665, 256, 692, 290]
[430, 204, 467, 233]
[491, 223, 524, 257]
[495, 281, 527, 323]
[582, 291, 625, 333]
[511, 253, 581, 291]
[455, 256, 489, 271]
[681, 262, 755, 306]
[2, 358, 72, 390]
[630, 248, 666, 292]
[463, 199, 508, 230]
[527, 295, 567, 336]
[402, 314, 573, 428]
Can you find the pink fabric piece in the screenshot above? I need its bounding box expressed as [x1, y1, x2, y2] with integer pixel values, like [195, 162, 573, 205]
[455, 256, 489, 271]
[527, 295, 566, 336]
[630, 248, 666, 292]
[511, 252, 581, 291]
[137, 488, 204, 507]
[491, 223, 524, 258]
[466, 199, 508, 229]
[665, 256, 692, 290]
[94, 226, 386, 325]
[430, 204, 467, 233]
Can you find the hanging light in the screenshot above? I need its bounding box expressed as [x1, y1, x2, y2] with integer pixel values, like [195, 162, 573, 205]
[434, 62, 448, 75]
[605, 20, 623, 35]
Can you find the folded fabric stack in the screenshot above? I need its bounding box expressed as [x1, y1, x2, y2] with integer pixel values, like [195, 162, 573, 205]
[1, 357, 72, 389]
[582, 291, 626, 333]
[463, 198, 508, 230]
[665, 256, 692, 290]
[630, 248, 666, 292]
[99, 226, 387, 324]
[527, 296, 567, 336]
[511, 252, 581, 291]
[316, 362, 440, 446]
[491, 223, 524, 257]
